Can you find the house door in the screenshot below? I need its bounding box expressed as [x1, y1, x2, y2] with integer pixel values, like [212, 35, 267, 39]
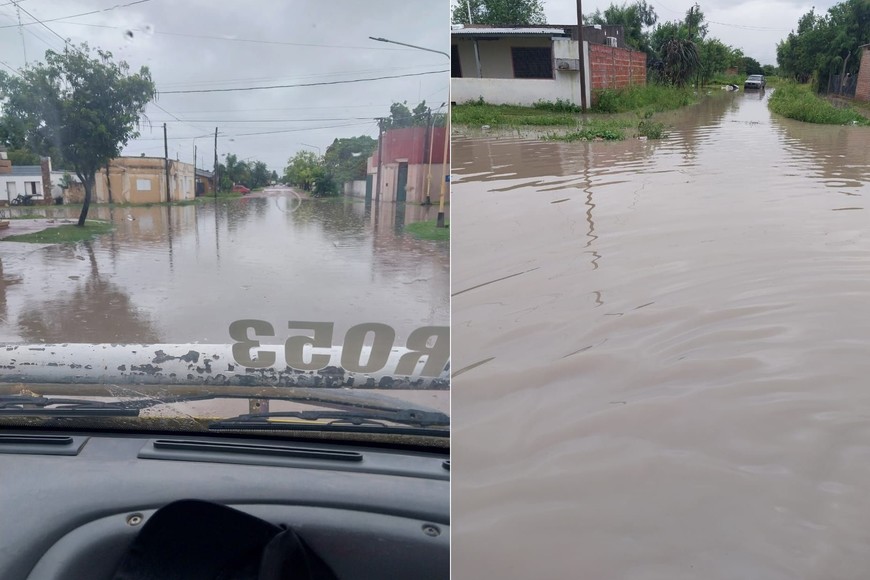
[396, 163, 408, 203]
[6, 182, 16, 203]
[365, 174, 373, 201]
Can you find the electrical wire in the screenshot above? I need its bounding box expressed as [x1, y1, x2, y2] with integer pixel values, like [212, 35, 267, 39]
[0, 0, 152, 29]
[50, 20, 426, 52]
[160, 70, 448, 94]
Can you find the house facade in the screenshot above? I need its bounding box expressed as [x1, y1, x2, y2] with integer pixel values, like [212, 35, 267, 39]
[451, 24, 646, 107]
[0, 154, 73, 206]
[364, 125, 449, 204]
[95, 156, 195, 204]
[195, 168, 215, 195]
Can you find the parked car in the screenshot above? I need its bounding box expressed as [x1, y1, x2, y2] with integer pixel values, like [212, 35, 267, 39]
[231, 184, 251, 194]
[744, 74, 766, 90]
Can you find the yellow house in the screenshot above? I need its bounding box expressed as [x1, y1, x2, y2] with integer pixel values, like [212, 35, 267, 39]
[95, 156, 195, 204]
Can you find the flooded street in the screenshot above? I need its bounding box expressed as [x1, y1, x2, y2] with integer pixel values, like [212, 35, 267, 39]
[0, 192, 448, 347]
[452, 89, 870, 578]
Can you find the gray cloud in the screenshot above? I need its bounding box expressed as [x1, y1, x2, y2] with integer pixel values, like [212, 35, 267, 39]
[545, 0, 840, 66]
[0, 0, 450, 172]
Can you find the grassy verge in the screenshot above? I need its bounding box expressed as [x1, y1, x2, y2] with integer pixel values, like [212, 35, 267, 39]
[592, 84, 696, 114]
[1, 220, 113, 243]
[768, 82, 870, 125]
[453, 99, 578, 127]
[405, 220, 449, 242]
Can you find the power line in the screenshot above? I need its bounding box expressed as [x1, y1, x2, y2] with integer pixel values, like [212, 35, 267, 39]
[151, 117, 379, 123]
[50, 21, 424, 53]
[161, 69, 448, 94]
[5, 0, 69, 47]
[0, 0, 28, 7]
[133, 121, 375, 142]
[158, 65, 446, 89]
[0, 0, 152, 29]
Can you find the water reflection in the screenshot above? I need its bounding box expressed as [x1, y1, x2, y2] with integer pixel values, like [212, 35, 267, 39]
[17, 242, 159, 343]
[452, 90, 870, 578]
[0, 193, 448, 345]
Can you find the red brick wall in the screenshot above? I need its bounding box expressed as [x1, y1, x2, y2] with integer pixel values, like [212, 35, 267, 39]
[373, 126, 448, 165]
[588, 44, 647, 103]
[856, 48, 870, 102]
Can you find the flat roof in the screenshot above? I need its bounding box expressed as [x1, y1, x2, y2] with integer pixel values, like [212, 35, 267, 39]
[452, 26, 570, 37]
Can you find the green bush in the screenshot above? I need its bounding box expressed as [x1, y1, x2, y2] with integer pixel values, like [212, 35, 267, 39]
[591, 84, 695, 114]
[532, 99, 581, 113]
[768, 82, 870, 125]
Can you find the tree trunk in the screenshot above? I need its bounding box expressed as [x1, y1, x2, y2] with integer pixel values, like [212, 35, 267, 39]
[106, 161, 113, 204]
[839, 51, 852, 95]
[77, 172, 94, 227]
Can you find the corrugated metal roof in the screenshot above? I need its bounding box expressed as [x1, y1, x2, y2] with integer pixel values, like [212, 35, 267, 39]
[452, 26, 569, 36]
[10, 165, 42, 176]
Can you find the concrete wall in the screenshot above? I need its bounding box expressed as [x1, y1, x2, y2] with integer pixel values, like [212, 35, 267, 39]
[343, 180, 366, 197]
[368, 159, 448, 204]
[856, 47, 870, 102]
[95, 157, 195, 204]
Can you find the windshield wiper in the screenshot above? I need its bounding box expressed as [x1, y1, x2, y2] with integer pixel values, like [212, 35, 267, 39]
[0, 395, 157, 417]
[208, 407, 449, 432]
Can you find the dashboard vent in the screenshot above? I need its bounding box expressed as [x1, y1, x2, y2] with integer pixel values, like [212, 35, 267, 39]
[0, 433, 88, 455]
[144, 439, 363, 463]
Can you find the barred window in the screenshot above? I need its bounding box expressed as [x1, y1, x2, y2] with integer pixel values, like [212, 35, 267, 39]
[511, 47, 553, 79]
[452, 45, 462, 78]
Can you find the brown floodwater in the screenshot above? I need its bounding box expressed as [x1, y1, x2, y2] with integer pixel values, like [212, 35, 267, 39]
[452, 90, 870, 578]
[1, 192, 447, 345]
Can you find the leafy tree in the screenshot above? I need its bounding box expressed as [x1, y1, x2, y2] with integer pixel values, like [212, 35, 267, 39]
[323, 135, 377, 185]
[762, 64, 777, 76]
[586, 1, 657, 54]
[6, 148, 41, 165]
[249, 161, 270, 189]
[283, 150, 320, 191]
[270, 170, 278, 183]
[743, 56, 763, 76]
[0, 43, 155, 226]
[777, 0, 870, 89]
[451, 0, 546, 25]
[310, 165, 339, 197]
[696, 38, 731, 85]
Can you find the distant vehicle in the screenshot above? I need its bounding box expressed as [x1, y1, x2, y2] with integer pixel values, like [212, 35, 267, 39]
[231, 184, 251, 194]
[744, 74, 766, 90]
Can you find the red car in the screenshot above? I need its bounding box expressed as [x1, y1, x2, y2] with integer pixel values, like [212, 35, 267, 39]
[231, 184, 251, 194]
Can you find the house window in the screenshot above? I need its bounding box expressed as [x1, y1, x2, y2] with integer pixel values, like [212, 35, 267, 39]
[451, 45, 462, 78]
[136, 178, 152, 191]
[511, 47, 553, 79]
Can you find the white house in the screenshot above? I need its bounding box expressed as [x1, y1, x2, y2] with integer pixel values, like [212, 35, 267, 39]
[451, 24, 646, 107]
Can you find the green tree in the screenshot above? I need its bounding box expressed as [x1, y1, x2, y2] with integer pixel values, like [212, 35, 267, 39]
[777, 0, 869, 89]
[696, 38, 731, 85]
[249, 161, 270, 189]
[310, 165, 339, 197]
[586, 1, 657, 54]
[323, 135, 377, 185]
[0, 44, 155, 226]
[743, 56, 763, 76]
[270, 169, 278, 183]
[451, 0, 546, 25]
[283, 150, 320, 191]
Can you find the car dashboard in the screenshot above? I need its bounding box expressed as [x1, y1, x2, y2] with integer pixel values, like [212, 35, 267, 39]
[0, 429, 449, 579]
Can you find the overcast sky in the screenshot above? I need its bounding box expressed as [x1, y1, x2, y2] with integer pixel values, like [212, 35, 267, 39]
[0, 0, 450, 173]
[451, 0, 841, 67]
[549, 0, 839, 66]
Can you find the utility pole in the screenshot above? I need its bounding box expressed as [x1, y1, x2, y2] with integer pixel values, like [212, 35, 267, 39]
[576, 0, 587, 110]
[424, 109, 434, 206]
[375, 118, 384, 204]
[193, 144, 197, 196]
[436, 114, 449, 228]
[163, 123, 171, 202]
[213, 127, 218, 200]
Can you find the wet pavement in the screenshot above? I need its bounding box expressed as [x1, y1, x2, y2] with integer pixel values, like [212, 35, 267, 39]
[451, 89, 870, 578]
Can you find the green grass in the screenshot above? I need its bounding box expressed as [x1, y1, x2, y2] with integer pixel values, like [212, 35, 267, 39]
[405, 220, 449, 242]
[1, 220, 114, 243]
[592, 84, 696, 114]
[768, 82, 870, 125]
[452, 98, 578, 127]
